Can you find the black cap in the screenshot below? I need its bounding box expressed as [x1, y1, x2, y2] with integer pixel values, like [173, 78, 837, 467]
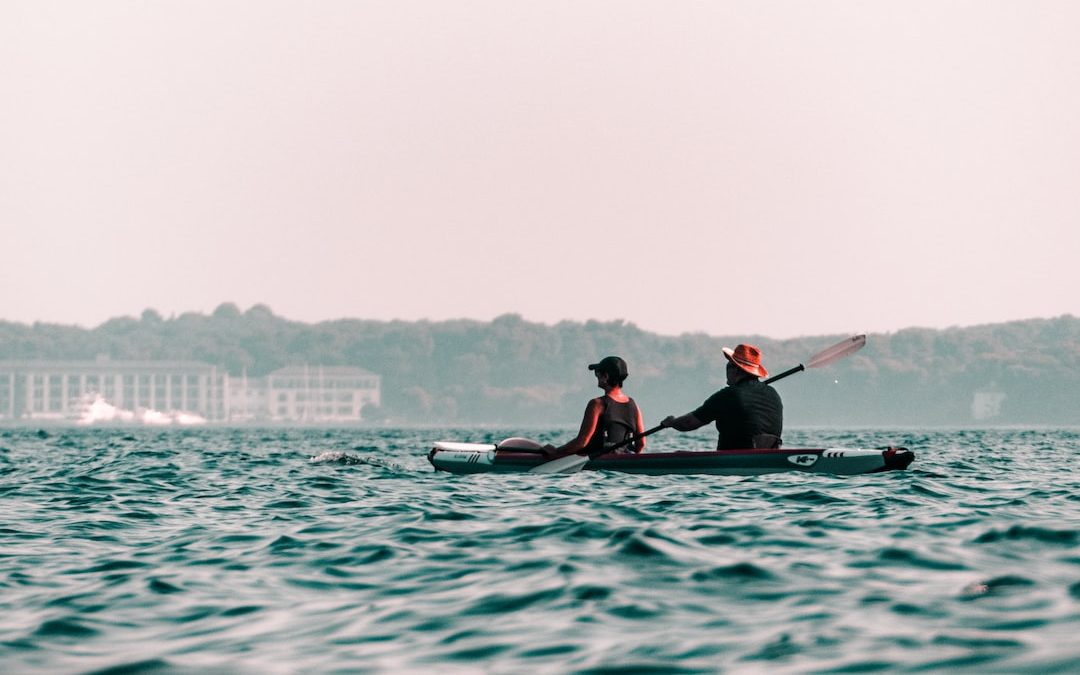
[588, 356, 628, 379]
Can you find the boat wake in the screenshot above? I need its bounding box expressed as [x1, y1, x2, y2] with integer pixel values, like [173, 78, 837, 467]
[75, 394, 208, 426]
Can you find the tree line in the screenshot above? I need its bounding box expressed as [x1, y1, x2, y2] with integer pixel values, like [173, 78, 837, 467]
[1, 304, 1077, 425]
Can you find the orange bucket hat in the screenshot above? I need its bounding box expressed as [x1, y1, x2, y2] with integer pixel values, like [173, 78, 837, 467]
[722, 343, 768, 378]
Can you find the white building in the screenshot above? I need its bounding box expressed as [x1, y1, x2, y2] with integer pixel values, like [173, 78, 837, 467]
[0, 360, 380, 424]
[0, 359, 226, 421]
[264, 365, 381, 423]
[972, 387, 1007, 421]
[224, 371, 268, 423]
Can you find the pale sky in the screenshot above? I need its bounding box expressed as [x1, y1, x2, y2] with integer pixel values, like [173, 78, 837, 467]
[2, 1, 1078, 339]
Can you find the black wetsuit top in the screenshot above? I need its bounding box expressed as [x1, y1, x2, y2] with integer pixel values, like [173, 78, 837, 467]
[692, 380, 783, 450]
[586, 396, 641, 454]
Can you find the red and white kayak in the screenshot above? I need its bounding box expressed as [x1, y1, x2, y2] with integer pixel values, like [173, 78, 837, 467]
[428, 440, 915, 476]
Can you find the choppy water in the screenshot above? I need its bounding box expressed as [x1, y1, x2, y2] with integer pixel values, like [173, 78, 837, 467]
[1, 426, 1078, 674]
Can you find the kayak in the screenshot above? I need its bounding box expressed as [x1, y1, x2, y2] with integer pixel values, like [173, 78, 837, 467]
[427, 440, 915, 476]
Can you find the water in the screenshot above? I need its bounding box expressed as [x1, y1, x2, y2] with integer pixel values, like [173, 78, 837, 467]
[1, 426, 1078, 674]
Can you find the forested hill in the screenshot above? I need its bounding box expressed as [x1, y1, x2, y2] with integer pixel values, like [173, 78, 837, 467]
[2, 304, 1078, 426]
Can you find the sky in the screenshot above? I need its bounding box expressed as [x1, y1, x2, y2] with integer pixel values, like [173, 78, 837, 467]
[2, 1, 1078, 339]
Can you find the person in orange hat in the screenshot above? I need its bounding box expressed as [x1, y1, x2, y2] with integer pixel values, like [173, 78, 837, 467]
[660, 343, 783, 450]
[544, 356, 647, 457]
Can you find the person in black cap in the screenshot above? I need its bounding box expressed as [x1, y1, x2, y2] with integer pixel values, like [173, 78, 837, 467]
[544, 355, 646, 457]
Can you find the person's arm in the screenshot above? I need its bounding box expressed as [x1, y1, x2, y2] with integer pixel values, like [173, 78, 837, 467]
[634, 404, 647, 453]
[547, 398, 603, 455]
[661, 412, 707, 431]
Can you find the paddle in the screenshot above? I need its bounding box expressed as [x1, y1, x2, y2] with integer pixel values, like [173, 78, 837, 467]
[763, 333, 866, 384]
[529, 334, 867, 475]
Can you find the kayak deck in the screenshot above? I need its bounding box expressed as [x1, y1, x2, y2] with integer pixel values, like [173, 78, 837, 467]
[428, 442, 915, 476]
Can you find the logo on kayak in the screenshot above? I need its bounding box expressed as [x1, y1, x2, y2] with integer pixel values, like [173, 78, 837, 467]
[787, 454, 818, 466]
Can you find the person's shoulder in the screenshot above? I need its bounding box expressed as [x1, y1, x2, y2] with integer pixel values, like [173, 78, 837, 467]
[754, 380, 783, 399]
[702, 387, 731, 405]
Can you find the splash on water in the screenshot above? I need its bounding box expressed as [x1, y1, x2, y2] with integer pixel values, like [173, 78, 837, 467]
[310, 450, 407, 472]
[310, 450, 362, 464]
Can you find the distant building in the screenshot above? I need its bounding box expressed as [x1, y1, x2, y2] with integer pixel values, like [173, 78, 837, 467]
[227, 366, 381, 423]
[0, 359, 226, 422]
[224, 371, 268, 423]
[972, 386, 1006, 421]
[0, 359, 380, 425]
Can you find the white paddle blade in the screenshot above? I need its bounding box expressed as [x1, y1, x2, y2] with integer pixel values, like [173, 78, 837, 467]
[529, 453, 589, 474]
[805, 334, 866, 369]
